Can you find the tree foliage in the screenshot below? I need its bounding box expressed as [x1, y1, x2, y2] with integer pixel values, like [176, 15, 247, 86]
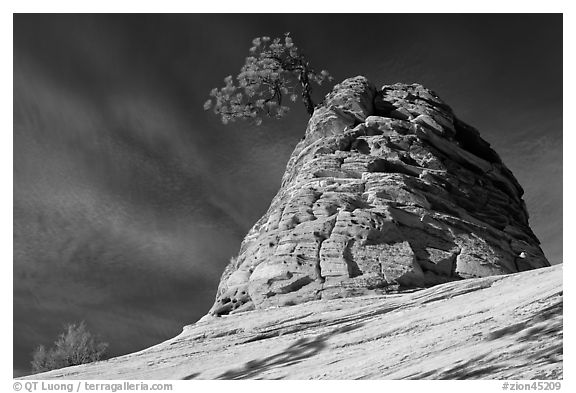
[204, 32, 333, 125]
[31, 321, 108, 373]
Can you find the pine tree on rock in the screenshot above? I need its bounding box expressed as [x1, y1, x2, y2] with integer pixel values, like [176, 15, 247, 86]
[204, 33, 333, 125]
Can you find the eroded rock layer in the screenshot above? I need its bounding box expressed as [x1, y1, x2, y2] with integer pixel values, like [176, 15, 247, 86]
[210, 76, 549, 316]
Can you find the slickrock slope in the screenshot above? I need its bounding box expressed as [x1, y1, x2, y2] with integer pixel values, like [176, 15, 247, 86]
[210, 76, 549, 316]
[25, 265, 562, 380]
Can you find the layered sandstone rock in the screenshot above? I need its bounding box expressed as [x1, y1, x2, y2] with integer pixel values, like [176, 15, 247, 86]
[209, 76, 549, 316]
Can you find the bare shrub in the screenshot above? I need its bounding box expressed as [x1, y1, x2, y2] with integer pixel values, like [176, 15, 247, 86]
[31, 321, 108, 373]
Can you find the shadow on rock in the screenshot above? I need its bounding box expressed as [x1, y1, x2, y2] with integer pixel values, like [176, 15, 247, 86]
[217, 323, 363, 379]
[407, 295, 563, 380]
[486, 297, 562, 343]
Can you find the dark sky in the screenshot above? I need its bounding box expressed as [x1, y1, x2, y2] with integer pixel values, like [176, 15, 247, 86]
[13, 14, 562, 375]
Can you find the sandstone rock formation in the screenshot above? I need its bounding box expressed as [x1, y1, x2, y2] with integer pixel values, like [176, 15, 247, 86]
[209, 76, 550, 316]
[23, 265, 562, 380]
[20, 78, 559, 380]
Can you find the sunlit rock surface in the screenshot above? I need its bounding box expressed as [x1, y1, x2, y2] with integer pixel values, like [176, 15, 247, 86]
[25, 265, 562, 380]
[210, 76, 549, 316]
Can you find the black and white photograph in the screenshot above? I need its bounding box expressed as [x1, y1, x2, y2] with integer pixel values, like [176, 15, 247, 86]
[12, 10, 563, 383]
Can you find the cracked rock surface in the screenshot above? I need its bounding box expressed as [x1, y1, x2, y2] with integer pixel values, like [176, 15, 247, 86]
[210, 76, 550, 316]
